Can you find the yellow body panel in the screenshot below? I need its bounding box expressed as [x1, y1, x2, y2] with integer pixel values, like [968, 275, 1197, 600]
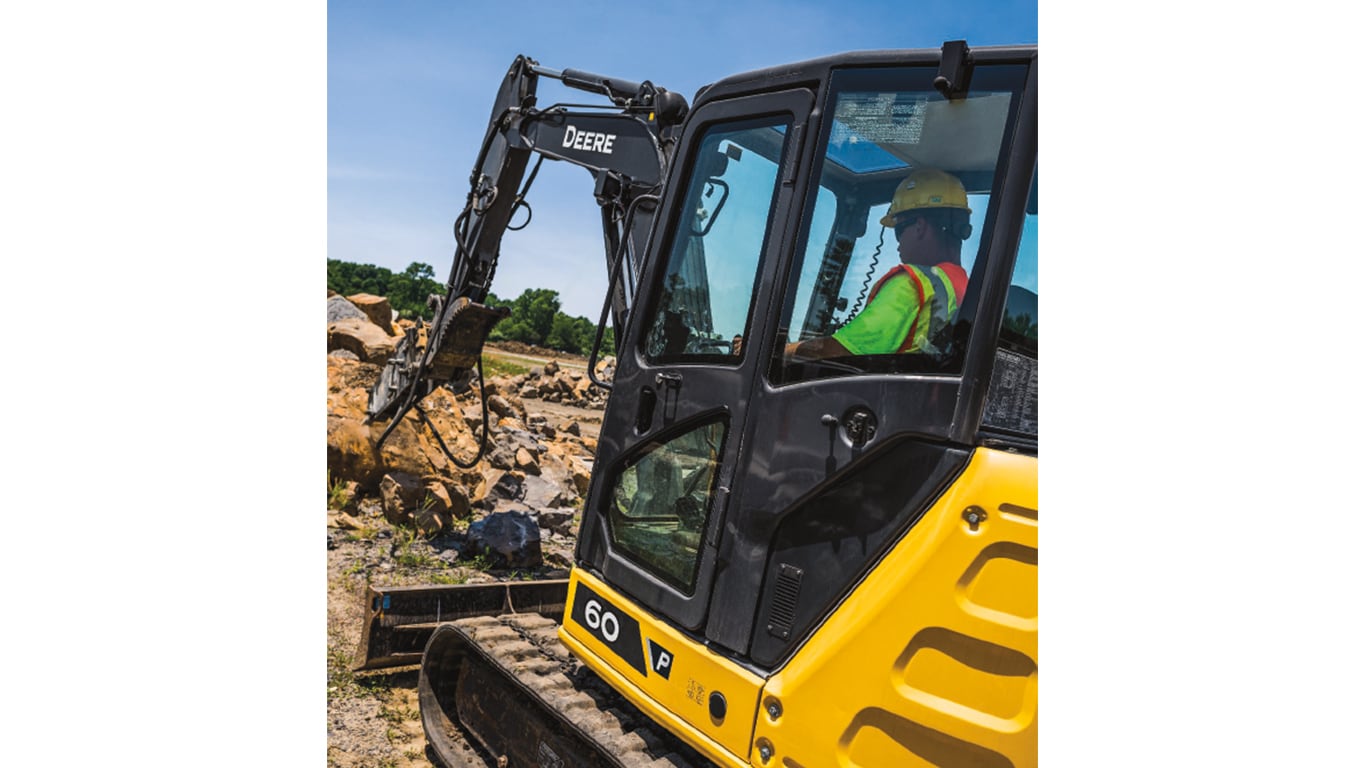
[752, 447, 1037, 768]
[560, 569, 765, 767]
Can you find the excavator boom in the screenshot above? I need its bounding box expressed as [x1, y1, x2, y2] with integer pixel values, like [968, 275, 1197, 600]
[364, 55, 687, 441]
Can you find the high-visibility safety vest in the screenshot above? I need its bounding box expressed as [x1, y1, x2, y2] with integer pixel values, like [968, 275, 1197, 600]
[865, 262, 968, 354]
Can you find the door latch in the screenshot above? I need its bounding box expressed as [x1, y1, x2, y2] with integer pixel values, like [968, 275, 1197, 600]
[841, 406, 877, 448]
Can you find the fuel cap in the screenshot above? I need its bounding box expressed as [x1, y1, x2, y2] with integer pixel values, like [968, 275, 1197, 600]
[709, 691, 727, 722]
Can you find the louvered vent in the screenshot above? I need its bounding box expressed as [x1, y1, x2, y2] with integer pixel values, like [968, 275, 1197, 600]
[766, 563, 804, 640]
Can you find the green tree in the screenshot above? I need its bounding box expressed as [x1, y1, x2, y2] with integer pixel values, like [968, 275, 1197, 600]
[495, 288, 561, 346]
[328, 259, 615, 353]
[327, 259, 444, 319]
[545, 313, 584, 353]
[388, 262, 442, 319]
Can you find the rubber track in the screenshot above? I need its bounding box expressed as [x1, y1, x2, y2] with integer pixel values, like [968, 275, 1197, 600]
[436, 613, 715, 768]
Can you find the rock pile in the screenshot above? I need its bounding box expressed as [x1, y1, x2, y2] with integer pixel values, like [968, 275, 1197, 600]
[507, 358, 614, 409]
[326, 293, 604, 568]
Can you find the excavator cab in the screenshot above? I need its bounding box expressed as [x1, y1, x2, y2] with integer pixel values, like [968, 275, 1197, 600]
[566, 43, 1037, 766]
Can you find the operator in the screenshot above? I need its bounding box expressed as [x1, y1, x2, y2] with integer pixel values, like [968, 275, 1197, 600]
[785, 168, 971, 360]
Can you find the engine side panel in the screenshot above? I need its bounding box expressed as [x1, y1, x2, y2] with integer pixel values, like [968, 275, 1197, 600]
[751, 447, 1037, 767]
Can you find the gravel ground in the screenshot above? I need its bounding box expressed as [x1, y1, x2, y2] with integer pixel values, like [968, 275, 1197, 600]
[326, 396, 599, 768]
[327, 525, 578, 768]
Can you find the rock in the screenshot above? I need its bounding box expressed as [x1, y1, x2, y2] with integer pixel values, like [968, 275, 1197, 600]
[328, 295, 367, 323]
[460, 405, 486, 433]
[498, 427, 542, 455]
[468, 511, 542, 568]
[346, 293, 397, 335]
[538, 508, 577, 536]
[487, 395, 516, 419]
[412, 480, 455, 534]
[379, 472, 426, 525]
[490, 471, 524, 501]
[486, 445, 517, 470]
[328, 319, 397, 365]
[569, 459, 592, 496]
[328, 511, 367, 530]
[543, 360, 560, 376]
[413, 505, 451, 536]
[434, 478, 472, 520]
[515, 447, 540, 474]
[520, 474, 566, 509]
[327, 356, 480, 488]
[594, 356, 616, 382]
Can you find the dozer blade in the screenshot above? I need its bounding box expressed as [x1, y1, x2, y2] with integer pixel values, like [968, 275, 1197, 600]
[354, 580, 569, 671]
[419, 614, 712, 768]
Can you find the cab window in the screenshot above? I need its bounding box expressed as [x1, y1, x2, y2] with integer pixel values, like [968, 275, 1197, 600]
[604, 419, 727, 594]
[982, 169, 1038, 437]
[643, 117, 788, 363]
[772, 66, 1026, 385]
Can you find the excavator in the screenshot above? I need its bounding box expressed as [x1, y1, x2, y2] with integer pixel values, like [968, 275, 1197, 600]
[355, 40, 1038, 768]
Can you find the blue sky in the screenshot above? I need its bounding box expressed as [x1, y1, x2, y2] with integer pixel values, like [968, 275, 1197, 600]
[328, 0, 1038, 318]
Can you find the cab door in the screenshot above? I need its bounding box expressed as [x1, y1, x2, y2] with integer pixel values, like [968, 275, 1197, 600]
[575, 88, 814, 631]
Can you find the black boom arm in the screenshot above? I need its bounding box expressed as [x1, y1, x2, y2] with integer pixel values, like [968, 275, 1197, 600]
[365, 55, 688, 455]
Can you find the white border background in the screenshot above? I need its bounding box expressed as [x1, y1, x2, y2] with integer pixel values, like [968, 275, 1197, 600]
[4, 1, 1362, 763]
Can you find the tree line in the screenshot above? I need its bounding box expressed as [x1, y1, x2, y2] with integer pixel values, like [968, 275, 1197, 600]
[328, 259, 613, 355]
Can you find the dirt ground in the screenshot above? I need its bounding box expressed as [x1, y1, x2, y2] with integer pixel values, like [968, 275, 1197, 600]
[326, 379, 601, 768]
[326, 545, 433, 768]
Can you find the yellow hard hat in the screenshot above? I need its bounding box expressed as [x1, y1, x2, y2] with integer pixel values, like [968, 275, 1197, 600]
[879, 168, 972, 227]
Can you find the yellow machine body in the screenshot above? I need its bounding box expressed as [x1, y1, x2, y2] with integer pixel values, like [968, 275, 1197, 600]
[562, 447, 1037, 767]
[560, 569, 765, 767]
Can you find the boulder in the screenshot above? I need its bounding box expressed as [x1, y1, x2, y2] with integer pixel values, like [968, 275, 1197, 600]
[379, 472, 426, 525]
[538, 508, 577, 536]
[594, 356, 616, 382]
[521, 474, 567, 509]
[346, 293, 397, 335]
[413, 505, 452, 536]
[489, 471, 524, 501]
[468, 511, 542, 568]
[515, 447, 540, 474]
[568, 458, 593, 496]
[433, 478, 473, 520]
[487, 395, 517, 420]
[328, 319, 397, 365]
[379, 473, 463, 534]
[327, 295, 367, 323]
[486, 444, 517, 470]
[327, 356, 481, 488]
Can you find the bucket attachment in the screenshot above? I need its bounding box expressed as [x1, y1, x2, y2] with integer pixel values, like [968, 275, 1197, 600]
[366, 296, 510, 424]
